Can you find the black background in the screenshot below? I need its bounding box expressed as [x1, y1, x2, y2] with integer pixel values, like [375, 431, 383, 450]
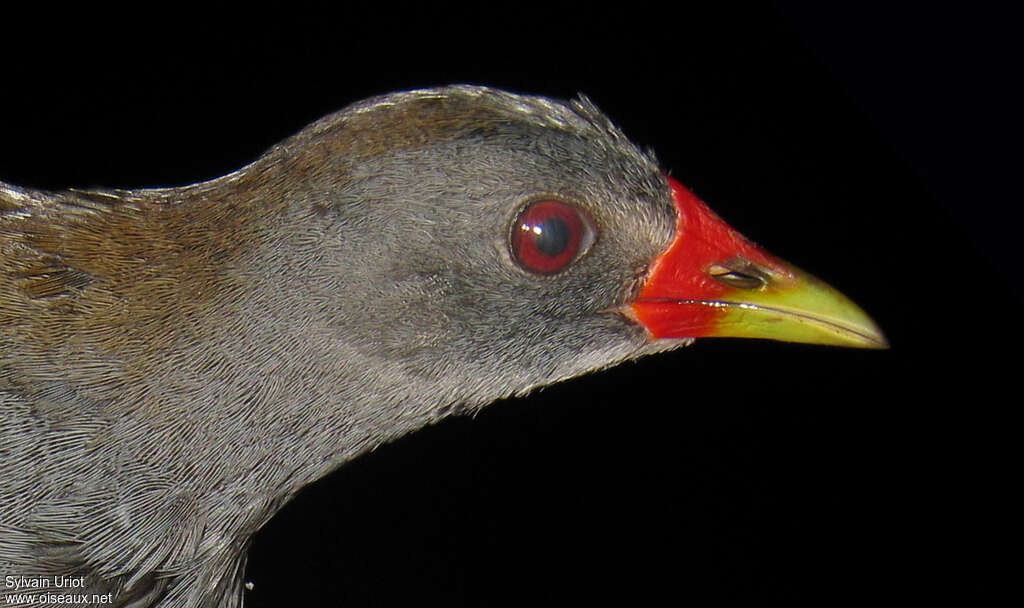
[2, 4, 1014, 605]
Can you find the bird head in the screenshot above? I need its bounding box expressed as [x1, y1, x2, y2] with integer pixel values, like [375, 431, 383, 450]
[259, 86, 885, 416]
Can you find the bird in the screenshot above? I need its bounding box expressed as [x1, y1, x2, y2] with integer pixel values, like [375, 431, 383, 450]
[0, 85, 885, 607]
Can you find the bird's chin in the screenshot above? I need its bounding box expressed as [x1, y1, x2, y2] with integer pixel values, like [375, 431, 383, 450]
[635, 336, 696, 356]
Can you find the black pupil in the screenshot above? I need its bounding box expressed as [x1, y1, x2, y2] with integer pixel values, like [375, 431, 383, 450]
[533, 217, 570, 257]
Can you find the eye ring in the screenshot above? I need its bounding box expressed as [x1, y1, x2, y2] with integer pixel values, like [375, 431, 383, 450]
[510, 199, 595, 275]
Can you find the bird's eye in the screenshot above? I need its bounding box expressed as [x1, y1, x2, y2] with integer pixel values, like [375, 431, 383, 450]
[510, 199, 594, 275]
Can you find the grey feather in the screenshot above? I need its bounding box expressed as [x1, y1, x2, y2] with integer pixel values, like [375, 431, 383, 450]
[0, 86, 688, 607]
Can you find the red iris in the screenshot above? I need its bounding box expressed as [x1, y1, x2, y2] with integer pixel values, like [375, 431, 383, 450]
[511, 200, 588, 274]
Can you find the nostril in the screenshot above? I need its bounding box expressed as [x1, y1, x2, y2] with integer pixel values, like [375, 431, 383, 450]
[707, 257, 771, 290]
[708, 269, 765, 290]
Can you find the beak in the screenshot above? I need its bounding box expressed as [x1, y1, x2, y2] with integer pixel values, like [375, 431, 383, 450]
[628, 176, 887, 349]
